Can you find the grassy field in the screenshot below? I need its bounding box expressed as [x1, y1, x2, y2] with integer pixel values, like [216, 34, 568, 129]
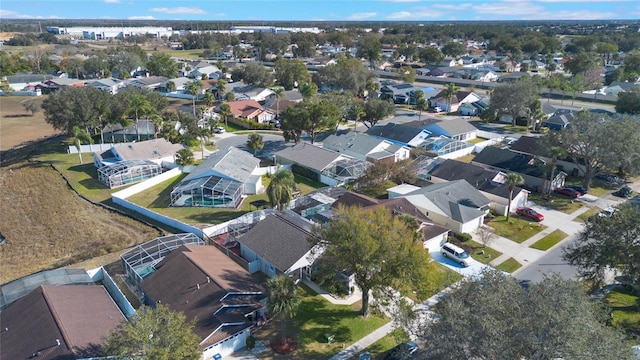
[0, 162, 160, 283]
[575, 207, 602, 223]
[495, 258, 523, 273]
[462, 240, 503, 264]
[397, 262, 462, 302]
[0, 96, 60, 151]
[529, 229, 568, 251]
[603, 286, 640, 338]
[355, 327, 410, 360]
[252, 284, 390, 359]
[528, 192, 585, 214]
[487, 216, 547, 243]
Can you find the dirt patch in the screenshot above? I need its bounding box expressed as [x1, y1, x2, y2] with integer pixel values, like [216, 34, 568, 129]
[0, 162, 160, 283]
[0, 96, 60, 151]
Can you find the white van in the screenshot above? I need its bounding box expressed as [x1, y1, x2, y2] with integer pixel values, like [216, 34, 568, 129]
[440, 242, 472, 267]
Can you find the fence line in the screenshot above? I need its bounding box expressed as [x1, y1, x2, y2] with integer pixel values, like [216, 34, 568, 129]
[68, 142, 127, 154]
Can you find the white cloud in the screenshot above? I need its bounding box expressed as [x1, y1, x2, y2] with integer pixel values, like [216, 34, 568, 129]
[387, 10, 444, 19]
[433, 3, 474, 10]
[150, 7, 206, 15]
[128, 15, 156, 20]
[104, 0, 121, 3]
[0, 10, 60, 19]
[347, 12, 377, 20]
[473, 1, 545, 16]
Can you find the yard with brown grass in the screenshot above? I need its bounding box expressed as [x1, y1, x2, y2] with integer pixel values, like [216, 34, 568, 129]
[0, 161, 161, 283]
[0, 95, 60, 151]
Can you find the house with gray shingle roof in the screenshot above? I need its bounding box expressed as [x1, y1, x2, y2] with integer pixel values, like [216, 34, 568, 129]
[93, 137, 184, 168]
[404, 118, 479, 141]
[236, 211, 319, 279]
[170, 147, 262, 208]
[389, 179, 490, 233]
[274, 143, 371, 186]
[366, 122, 431, 147]
[321, 131, 411, 163]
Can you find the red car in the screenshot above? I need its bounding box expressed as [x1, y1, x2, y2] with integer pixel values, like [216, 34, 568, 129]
[553, 187, 581, 198]
[516, 207, 544, 222]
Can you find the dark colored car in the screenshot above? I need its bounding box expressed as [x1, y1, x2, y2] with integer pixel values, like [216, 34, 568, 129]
[613, 186, 632, 198]
[564, 185, 587, 195]
[553, 187, 581, 198]
[516, 207, 544, 222]
[596, 173, 619, 183]
[384, 341, 419, 360]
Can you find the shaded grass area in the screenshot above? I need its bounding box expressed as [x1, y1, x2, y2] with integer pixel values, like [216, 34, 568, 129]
[459, 240, 503, 265]
[528, 192, 585, 214]
[356, 327, 409, 360]
[252, 284, 390, 360]
[397, 262, 462, 302]
[529, 229, 568, 251]
[576, 207, 602, 223]
[495, 258, 522, 273]
[603, 287, 640, 338]
[487, 216, 547, 243]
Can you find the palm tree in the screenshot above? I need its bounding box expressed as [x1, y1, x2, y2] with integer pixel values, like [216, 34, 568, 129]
[547, 146, 568, 198]
[72, 126, 92, 164]
[505, 173, 524, 221]
[126, 92, 152, 141]
[271, 86, 285, 120]
[443, 82, 459, 115]
[247, 133, 264, 156]
[215, 78, 227, 100]
[193, 125, 211, 159]
[218, 103, 232, 128]
[165, 80, 176, 92]
[203, 92, 215, 107]
[187, 79, 203, 118]
[175, 148, 195, 166]
[266, 275, 301, 344]
[414, 90, 428, 121]
[267, 170, 296, 211]
[95, 100, 111, 144]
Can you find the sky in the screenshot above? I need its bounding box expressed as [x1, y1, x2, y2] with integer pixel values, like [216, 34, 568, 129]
[1, 0, 639, 22]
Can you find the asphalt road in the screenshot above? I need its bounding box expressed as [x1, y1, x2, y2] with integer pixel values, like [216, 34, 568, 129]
[513, 235, 581, 284]
[212, 132, 292, 157]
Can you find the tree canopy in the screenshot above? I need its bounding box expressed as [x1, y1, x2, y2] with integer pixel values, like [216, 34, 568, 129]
[103, 304, 201, 360]
[231, 62, 274, 87]
[361, 98, 395, 129]
[311, 205, 436, 316]
[313, 56, 376, 97]
[266, 169, 296, 211]
[279, 98, 340, 143]
[266, 275, 302, 342]
[615, 87, 640, 115]
[487, 79, 540, 126]
[147, 52, 179, 78]
[274, 58, 311, 90]
[418, 270, 633, 360]
[564, 202, 640, 289]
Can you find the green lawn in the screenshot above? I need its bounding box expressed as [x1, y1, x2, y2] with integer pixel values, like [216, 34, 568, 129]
[528, 192, 584, 214]
[397, 262, 462, 302]
[461, 240, 503, 265]
[495, 258, 522, 273]
[254, 284, 391, 359]
[603, 287, 640, 337]
[355, 327, 409, 360]
[575, 207, 602, 223]
[155, 49, 206, 59]
[487, 216, 547, 243]
[529, 229, 568, 251]
[466, 137, 489, 144]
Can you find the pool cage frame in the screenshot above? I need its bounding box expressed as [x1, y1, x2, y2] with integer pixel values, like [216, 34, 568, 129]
[121, 233, 204, 288]
[170, 175, 243, 208]
[98, 160, 162, 188]
[321, 158, 372, 184]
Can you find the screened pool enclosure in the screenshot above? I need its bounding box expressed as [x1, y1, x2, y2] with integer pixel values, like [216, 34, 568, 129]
[170, 175, 243, 208]
[98, 160, 162, 188]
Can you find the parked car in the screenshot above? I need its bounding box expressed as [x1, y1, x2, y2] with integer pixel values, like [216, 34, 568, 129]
[358, 351, 371, 360]
[516, 207, 544, 222]
[598, 207, 616, 218]
[595, 173, 619, 183]
[214, 126, 226, 134]
[553, 187, 581, 198]
[613, 186, 632, 198]
[564, 185, 587, 195]
[384, 341, 419, 360]
[441, 242, 472, 267]
[269, 119, 281, 128]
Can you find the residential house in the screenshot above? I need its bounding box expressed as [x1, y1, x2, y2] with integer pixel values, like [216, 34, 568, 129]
[170, 147, 262, 208]
[140, 244, 265, 359]
[543, 109, 574, 130]
[225, 99, 274, 123]
[274, 142, 371, 186]
[321, 131, 411, 164]
[101, 119, 157, 142]
[520, 59, 546, 71]
[331, 191, 451, 248]
[236, 211, 320, 279]
[0, 284, 126, 360]
[380, 83, 421, 104]
[429, 90, 482, 113]
[510, 135, 583, 177]
[226, 81, 274, 102]
[161, 76, 192, 92]
[458, 99, 490, 116]
[366, 122, 431, 147]
[43, 78, 84, 90]
[389, 179, 491, 234]
[472, 146, 567, 192]
[264, 89, 304, 119]
[85, 77, 124, 94]
[125, 76, 169, 90]
[93, 138, 183, 168]
[428, 159, 529, 216]
[403, 118, 479, 141]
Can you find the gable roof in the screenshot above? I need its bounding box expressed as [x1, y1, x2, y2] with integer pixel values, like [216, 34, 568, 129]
[509, 136, 543, 156]
[472, 146, 548, 178]
[141, 244, 264, 348]
[429, 159, 524, 200]
[97, 138, 183, 162]
[432, 90, 473, 104]
[185, 147, 259, 183]
[1, 285, 125, 360]
[366, 123, 428, 145]
[275, 143, 343, 171]
[226, 99, 264, 118]
[404, 118, 478, 136]
[405, 180, 490, 223]
[322, 132, 404, 158]
[236, 212, 315, 273]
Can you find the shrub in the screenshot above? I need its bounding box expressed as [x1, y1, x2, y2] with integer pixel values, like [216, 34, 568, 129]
[246, 335, 256, 349]
[457, 232, 472, 242]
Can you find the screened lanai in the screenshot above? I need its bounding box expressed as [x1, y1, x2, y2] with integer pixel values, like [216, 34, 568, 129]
[98, 160, 162, 188]
[121, 233, 204, 287]
[419, 136, 473, 157]
[322, 158, 371, 184]
[170, 175, 243, 208]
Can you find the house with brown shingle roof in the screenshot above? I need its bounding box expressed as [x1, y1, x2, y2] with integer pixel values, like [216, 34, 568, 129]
[0, 284, 126, 360]
[140, 244, 265, 359]
[224, 99, 274, 123]
[430, 90, 482, 113]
